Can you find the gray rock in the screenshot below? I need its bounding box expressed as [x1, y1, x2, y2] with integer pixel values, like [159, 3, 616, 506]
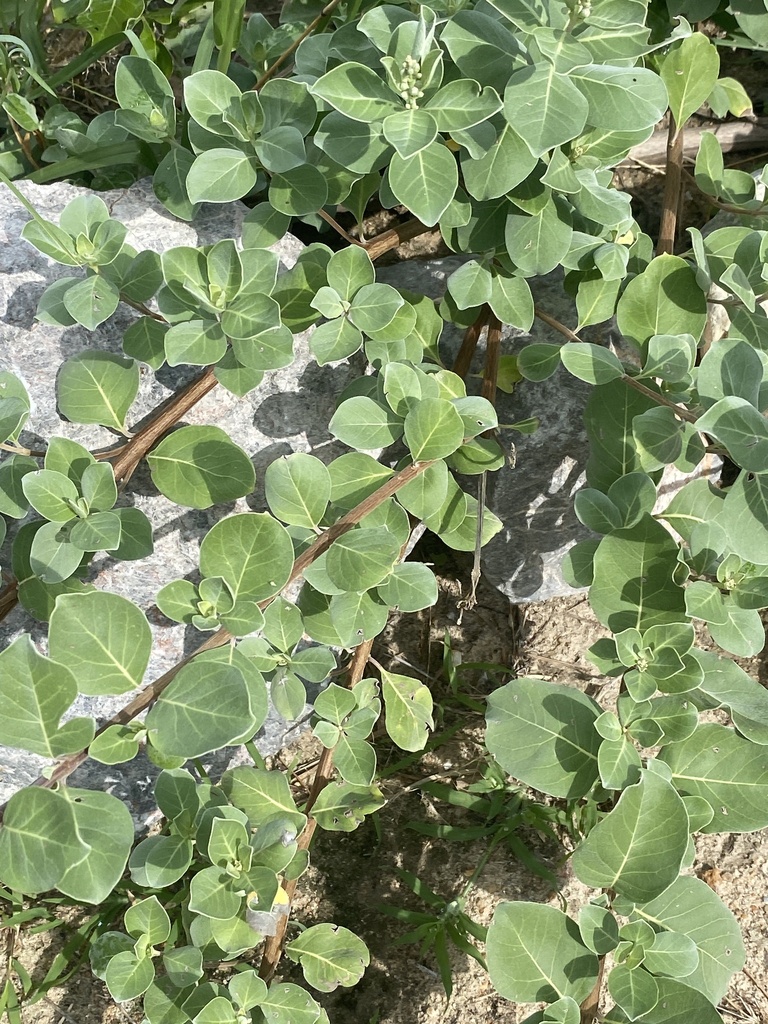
[0, 179, 355, 813]
[379, 257, 595, 602]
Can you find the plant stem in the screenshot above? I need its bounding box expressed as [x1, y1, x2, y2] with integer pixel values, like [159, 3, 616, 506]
[316, 208, 361, 246]
[0, 462, 433, 821]
[579, 953, 607, 1023]
[658, 117, 684, 256]
[451, 306, 489, 378]
[244, 739, 266, 769]
[258, 639, 374, 982]
[533, 307, 699, 424]
[681, 166, 768, 217]
[110, 366, 218, 487]
[253, 0, 343, 90]
[365, 217, 431, 261]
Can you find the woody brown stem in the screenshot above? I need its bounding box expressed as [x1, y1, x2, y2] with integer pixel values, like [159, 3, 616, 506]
[452, 306, 489, 378]
[365, 217, 431, 261]
[580, 954, 606, 1023]
[482, 314, 502, 406]
[658, 117, 684, 256]
[110, 366, 218, 487]
[258, 639, 374, 982]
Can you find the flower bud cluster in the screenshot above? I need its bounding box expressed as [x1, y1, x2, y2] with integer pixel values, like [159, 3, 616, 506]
[397, 54, 424, 110]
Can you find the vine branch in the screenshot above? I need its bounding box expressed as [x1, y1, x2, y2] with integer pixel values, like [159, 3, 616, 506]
[253, 0, 343, 90]
[533, 307, 699, 424]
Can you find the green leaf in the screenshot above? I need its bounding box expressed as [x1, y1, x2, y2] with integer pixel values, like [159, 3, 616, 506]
[461, 123, 537, 201]
[147, 661, 254, 758]
[388, 141, 458, 227]
[598, 736, 642, 790]
[608, 964, 659, 1020]
[21, 217, 79, 265]
[0, 372, 29, 446]
[503, 63, 588, 157]
[632, 407, 683, 470]
[382, 108, 437, 159]
[269, 164, 329, 217]
[315, 683, 357, 726]
[286, 924, 370, 992]
[517, 343, 562, 382]
[254, 982, 321, 1024]
[262, 598, 304, 653]
[125, 894, 171, 944]
[311, 781, 384, 832]
[403, 397, 464, 461]
[0, 635, 94, 757]
[560, 343, 624, 384]
[187, 149, 258, 204]
[329, 395, 404, 450]
[325, 529, 401, 592]
[486, 677, 601, 799]
[334, 735, 377, 786]
[57, 351, 139, 433]
[0, 454, 36, 519]
[487, 902, 599, 1004]
[265, 453, 331, 528]
[348, 283, 404, 334]
[377, 562, 437, 612]
[590, 516, 686, 632]
[221, 766, 305, 831]
[105, 951, 154, 1004]
[111, 507, 153, 561]
[154, 148, 199, 221]
[381, 670, 434, 751]
[660, 33, 719, 128]
[184, 69, 247, 136]
[579, 904, 620, 955]
[312, 62, 401, 123]
[633, 876, 745, 1003]
[48, 591, 151, 696]
[569, 65, 668, 132]
[69, 510, 121, 552]
[164, 320, 227, 367]
[21, 469, 79, 523]
[115, 55, 174, 124]
[505, 195, 573, 277]
[426, 79, 502, 131]
[608, 977, 723, 1023]
[571, 771, 690, 901]
[89, 724, 142, 765]
[489, 273, 534, 330]
[28, 520, 83, 585]
[642, 931, 699, 979]
[163, 946, 203, 990]
[122, 316, 168, 370]
[62, 275, 120, 330]
[659, 722, 768, 832]
[147, 425, 255, 509]
[0, 787, 90, 894]
[616, 255, 707, 353]
[696, 397, 768, 474]
[199, 512, 294, 602]
[81, 461, 117, 512]
[447, 260, 492, 310]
